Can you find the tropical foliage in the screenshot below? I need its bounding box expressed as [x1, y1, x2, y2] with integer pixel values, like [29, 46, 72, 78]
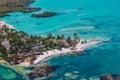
[0, 25, 79, 65]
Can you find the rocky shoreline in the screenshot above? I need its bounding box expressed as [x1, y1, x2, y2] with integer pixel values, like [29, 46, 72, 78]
[0, 0, 41, 17]
[31, 12, 57, 18]
[0, 0, 58, 18]
[28, 64, 59, 79]
[100, 74, 120, 80]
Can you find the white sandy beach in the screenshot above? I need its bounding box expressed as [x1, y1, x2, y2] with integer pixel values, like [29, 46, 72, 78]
[33, 40, 101, 65]
[1, 20, 101, 67]
[18, 40, 101, 67]
[0, 20, 14, 29]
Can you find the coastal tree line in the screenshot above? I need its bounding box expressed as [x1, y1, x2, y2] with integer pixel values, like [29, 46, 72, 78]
[0, 26, 82, 65]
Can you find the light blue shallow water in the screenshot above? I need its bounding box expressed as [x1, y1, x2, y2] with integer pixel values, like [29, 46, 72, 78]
[0, 0, 120, 80]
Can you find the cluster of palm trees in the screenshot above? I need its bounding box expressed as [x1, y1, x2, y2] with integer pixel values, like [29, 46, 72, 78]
[0, 26, 80, 65]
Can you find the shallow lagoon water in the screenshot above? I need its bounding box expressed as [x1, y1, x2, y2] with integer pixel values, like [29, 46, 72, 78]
[0, 0, 120, 80]
[0, 65, 25, 80]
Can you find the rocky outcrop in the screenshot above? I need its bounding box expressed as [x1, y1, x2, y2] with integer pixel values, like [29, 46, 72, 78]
[0, 0, 41, 17]
[31, 12, 57, 18]
[28, 64, 59, 79]
[100, 74, 120, 80]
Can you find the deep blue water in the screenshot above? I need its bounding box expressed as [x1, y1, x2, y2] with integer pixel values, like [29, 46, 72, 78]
[0, 0, 120, 80]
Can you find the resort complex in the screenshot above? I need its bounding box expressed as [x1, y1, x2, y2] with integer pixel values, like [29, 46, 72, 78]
[0, 20, 101, 66]
[0, 0, 119, 80]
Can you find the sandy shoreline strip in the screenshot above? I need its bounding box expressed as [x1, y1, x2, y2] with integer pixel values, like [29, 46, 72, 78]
[18, 40, 101, 67]
[33, 40, 101, 65]
[0, 20, 14, 29]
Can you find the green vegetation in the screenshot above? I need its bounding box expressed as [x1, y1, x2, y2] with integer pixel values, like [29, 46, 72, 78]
[31, 12, 57, 18]
[0, 53, 7, 60]
[0, 0, 41, 17]
[0, 24, 79, 65]
[0, 12, 10, 17]
[0, 0, 58, 18]
[0, 0, 34, 6]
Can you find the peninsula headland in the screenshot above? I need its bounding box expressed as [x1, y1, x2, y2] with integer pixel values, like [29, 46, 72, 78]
[0, 20, 102, 79]
[0, 0, 41, 17]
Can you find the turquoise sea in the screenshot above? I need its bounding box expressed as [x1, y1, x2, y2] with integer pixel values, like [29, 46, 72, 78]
[0, 0, 120, 80]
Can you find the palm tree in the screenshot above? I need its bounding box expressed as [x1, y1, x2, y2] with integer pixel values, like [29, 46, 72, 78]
[74, 33, 79, 40]
[57, 35, 61, 39]
[61, 34, 65, 40]
[47, 32, 52, 39]
[66, 36, 71, 45]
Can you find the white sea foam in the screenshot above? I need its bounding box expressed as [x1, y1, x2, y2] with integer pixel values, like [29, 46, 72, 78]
[77, 13, 88, 16]
[62, 9, 78, 13]
[59, 26, 95, 32]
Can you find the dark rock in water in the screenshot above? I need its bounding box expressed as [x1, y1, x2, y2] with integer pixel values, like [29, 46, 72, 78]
[100, 74, 112, 80]
[15, 21, 18, 23]
[94, 25, 99, 29]
[28, 64, 59, 79]
[31, 12, 57, 18]
[79, 8, 82, 10]
[112, 74, 120, 80]
[79, 32, 87, 34]
[100, 74, 120, 80]
[35, 22, 43, 25]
